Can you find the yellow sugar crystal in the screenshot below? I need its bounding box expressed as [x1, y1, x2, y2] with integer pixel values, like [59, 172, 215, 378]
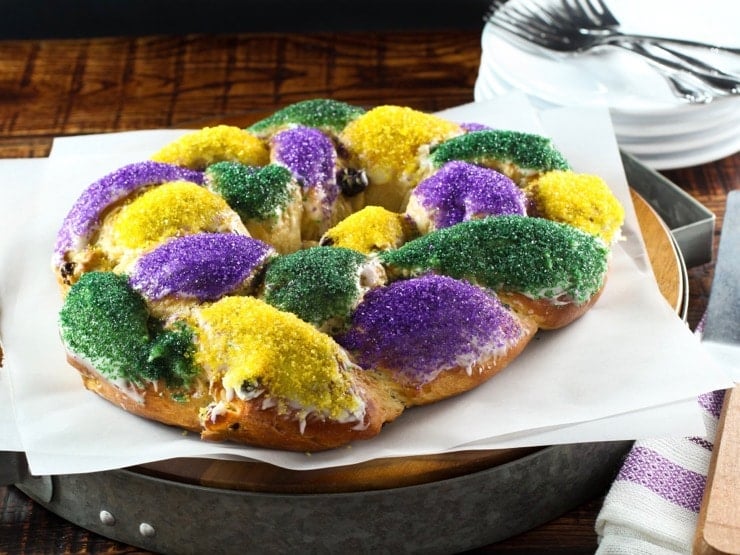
[111, 181, 232, 251]
[193, 296, 360, 418]
[151, 125, 269, 170]
[528, 170, 625, 244]
[341, 106, 461, 181]
[323, 206, 408, 254]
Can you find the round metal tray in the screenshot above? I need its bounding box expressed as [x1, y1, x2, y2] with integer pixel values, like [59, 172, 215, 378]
[17, 441, 631, 554]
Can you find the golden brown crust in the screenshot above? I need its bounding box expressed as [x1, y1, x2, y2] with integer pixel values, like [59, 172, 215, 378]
[200, 370, 405, 451]
[496, 279, 607, 330]
[380, 313, 539, 407]
[70, 355, 207, 432]
[68, 354, 405, 452]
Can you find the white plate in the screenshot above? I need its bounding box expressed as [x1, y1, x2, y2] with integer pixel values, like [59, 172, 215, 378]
[476, 48, 740, 137]
[615, 104, 740, 145]
[476, 0, 740, 171]
[617, 115, 740, 155]
[611, 98, 740, 138]
[479, 54, 740, 142]
[482, 28, 737, 118]
[625, 130, 740, 170]
[481, 0, 740, 117]
[479, 45, 740, 138]
[474, 61, 514, 99]
[474, 67, 740, 168]
[482, 28, 674, 113]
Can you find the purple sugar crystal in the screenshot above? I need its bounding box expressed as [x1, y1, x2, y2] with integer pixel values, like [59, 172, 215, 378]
[270, 126, 339, 204]
[129, 233, 274, 301]
[53, 161, 204, 265]
[338, 274, 522, 382]
[460, 122, 492, 132]
[412, 161, 526, 229]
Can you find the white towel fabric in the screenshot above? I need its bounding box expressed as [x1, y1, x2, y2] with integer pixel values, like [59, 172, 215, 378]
[595, 388, 725, 554]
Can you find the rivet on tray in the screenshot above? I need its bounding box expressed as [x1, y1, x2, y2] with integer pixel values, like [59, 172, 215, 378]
[139, 522, 156, 537]
[99, 510, 116, 526]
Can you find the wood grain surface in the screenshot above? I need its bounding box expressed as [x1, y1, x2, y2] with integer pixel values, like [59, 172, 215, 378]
[630, 190, 684, 312]
[695, 387, 740, 555]
[0, 30, 738, 555]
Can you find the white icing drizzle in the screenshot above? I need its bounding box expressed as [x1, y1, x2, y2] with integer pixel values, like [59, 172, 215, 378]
[208, 400, 230, 423]
[68, 352, 147, 404]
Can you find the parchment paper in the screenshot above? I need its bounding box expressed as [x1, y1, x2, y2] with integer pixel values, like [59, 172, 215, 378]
[0, 95, 732, 474]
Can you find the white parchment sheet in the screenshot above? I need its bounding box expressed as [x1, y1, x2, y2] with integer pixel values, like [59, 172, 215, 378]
[0, 95, 732, 474]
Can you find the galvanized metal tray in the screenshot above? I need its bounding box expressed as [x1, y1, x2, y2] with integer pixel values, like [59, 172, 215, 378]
[8, 441, 630, 554]
[621, 151, 715, 268]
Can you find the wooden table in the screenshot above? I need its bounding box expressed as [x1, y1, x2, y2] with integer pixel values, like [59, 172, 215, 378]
[0, 30, 738, 554]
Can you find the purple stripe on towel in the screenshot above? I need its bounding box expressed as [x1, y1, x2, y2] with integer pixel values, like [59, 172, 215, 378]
[616, 446, 706, 512]
[698, 389, 726, 419]
[687, 436, 714, 451]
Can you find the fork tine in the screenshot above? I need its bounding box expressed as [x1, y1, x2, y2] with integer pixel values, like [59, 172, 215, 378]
[488, 7, 568, 50]
[581, 0, 620, 26]
[505, 1, 565, 33]
[493, 5, 564, 40]
[566, 0, 599, 25]
[485, 0, 508, 18]
[521, 0, 570, 28]
[560, 0, 590, 23]
[488, 1, 575, 49]
[489, 19, 553, 49]
[551, 0, 614, 28]
[541, 5, 575, 29]
[512, 0, 586, 37]
[491, 22, 573, 51]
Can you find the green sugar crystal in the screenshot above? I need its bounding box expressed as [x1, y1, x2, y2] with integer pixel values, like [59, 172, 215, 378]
[263, 246, 367, 329]
[247, 98, 365, 135]
[380, 216, 608, 304]
[59, 271, 197, 387]
[431, 129, 570, 172]
[206, 162, 294, 221]
[145, 322, 199, 387]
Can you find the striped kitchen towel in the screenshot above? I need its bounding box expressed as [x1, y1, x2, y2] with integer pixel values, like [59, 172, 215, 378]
[595, 388, 726, 554]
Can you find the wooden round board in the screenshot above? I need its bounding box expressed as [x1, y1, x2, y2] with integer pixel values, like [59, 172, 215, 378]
[133, 190, 684, 494]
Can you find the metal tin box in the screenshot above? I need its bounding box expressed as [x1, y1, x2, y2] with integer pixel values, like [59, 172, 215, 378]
[622, 151, 715, 268]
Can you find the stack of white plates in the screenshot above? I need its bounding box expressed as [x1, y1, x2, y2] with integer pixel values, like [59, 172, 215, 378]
[475, 0, 740, 169]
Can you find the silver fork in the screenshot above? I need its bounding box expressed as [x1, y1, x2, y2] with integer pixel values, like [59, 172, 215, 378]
[486, 0, 740, 101]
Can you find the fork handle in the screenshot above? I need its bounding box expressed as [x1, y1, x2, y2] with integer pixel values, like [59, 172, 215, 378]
[601, 31, 740, 57]
[652, 43, 740, 81]
[615, 41, 740, 93]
